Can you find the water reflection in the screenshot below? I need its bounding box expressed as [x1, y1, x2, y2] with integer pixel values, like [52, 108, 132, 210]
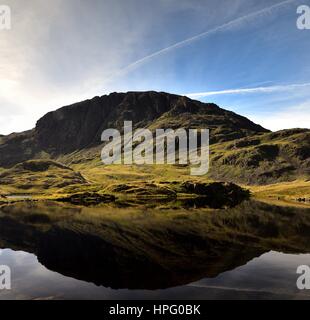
[0, 200, 310, 299]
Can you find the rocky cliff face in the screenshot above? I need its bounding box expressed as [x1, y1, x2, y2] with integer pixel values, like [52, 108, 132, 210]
[35, 92, 182, 154]
[0, 91, 268, 168]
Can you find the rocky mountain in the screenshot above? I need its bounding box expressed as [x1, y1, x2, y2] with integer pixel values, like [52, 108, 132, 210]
[0, 91, 309, 186]
[0, 91, 267, 167]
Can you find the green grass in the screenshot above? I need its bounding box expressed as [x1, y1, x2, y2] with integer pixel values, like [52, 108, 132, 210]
[0, 129, 309, 207]
[250, 180, 310, 206]
[0, 160, 87, 196]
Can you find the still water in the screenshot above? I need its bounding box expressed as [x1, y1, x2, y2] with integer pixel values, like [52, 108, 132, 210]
[0, 199, 310, 300]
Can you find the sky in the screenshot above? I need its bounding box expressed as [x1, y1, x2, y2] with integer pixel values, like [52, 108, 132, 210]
[0, 0, 310, 134]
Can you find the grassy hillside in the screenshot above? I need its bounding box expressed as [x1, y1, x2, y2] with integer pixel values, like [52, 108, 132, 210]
[209, 129, 310, 184]
[0, 160, 87, 195]
[250, 180, 310, 205]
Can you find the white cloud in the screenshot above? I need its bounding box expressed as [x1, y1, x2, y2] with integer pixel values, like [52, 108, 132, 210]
[184, 82, 310, 98]
[250, 101, 310, 131]
[0, 0, 146, 134]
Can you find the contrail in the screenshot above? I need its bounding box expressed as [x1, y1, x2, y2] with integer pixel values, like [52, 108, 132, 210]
[110, 0, 295, 79]
[184, 82, 310, 98]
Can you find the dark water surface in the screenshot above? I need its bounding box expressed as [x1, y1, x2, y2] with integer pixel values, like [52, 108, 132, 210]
[0, 200, 310, 300]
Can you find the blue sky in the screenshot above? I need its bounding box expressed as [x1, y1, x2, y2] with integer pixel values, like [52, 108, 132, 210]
[0, 0, 310, 134]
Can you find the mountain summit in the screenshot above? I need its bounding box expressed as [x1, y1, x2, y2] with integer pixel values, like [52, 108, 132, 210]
[0, 91, 309, 186]
[0, 91, 267, 167]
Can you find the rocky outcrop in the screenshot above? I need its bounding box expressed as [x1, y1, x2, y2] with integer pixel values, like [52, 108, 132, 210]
[180, 181, 251, 208]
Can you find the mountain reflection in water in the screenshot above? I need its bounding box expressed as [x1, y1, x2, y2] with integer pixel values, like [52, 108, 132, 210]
[0, 200, 310, 299]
